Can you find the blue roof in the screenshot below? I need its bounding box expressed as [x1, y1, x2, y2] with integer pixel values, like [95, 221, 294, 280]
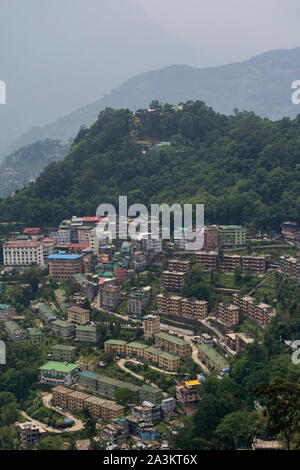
[48, 254, 82, 260]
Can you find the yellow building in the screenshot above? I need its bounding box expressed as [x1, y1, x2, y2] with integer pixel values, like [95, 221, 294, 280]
[67, 306, 90, 325]
[104, 339, 127, 355]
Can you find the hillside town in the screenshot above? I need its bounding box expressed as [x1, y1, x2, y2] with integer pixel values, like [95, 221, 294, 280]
[0, 214, 297, 450]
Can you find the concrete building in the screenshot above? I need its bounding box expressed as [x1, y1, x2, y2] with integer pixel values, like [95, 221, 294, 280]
[127, 286, 151, 317]
[52, 386, 124, 422]
[50, 344, 77, 362]
[143, 315, 161, 340]
[279, 255, 300, 281]
[162, 271, 186, 290]
[217, 303, 240, 326]
[154, 332, 190, 357]
[37, 303, 57, 324]
[104, 339, 127, 356]
[241, 254, 270, 274]
[67, 305, 90, 325]
[48, 253, 83, 281]
[16, 422, 46, 449]
[181, 298, 208, 320]
[233, 294, 276, 328]
[204, 226, 219, 250]
[196, 251, 219, 270]
[78, 371, 163, 404]
[218, 225, 246, 247]
[281, 221, 300, 244]
[176, 380, 201, 404]
[161, 397, 176, 416]
[3, 241, 45, 268]
[27, 327, 42, 344]
[167, 259, 191, 274]
[220, 254, 241, 272]
[4, 320, 26, 341]
[76, 325, 98, 343]
[50, 319, 76, 338]
[39, 361, 80, 386]
[132, 401, 162, 425]
[0, 304, 16, 324]
[225, 332, 254, 352]
[100, 285, 121, 311]
[157, 293, 183, 316]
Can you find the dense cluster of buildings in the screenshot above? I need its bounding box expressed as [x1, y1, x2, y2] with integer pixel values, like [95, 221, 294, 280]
[52, 385, 125, 422]
[196, 251, 270, 274]
[232, 293, 276, 328]
[157, 293, 208, 321]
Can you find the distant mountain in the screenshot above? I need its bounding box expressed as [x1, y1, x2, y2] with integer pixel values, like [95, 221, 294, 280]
[10, 47, 300, 151]
[0, 139, 70, 198]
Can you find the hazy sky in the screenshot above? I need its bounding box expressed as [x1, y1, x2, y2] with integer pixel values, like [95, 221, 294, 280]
[1, 0, 300, 153]
[135, 0, 300, 65]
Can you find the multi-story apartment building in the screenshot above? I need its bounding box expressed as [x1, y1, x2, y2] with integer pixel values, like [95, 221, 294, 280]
[196, 251, 219, 270]
[132, 401, 162, 425]
[167, 259, 191, 273]
[218, 225, 246, 247]
[143, 314, 161, 340]
[204, 226, 220, 250]
[3, 241, 45, 268]
[36, 303, 57, 324]
[78, 371, 163, 404]
[157, 293, 183, 316]
[143, 346, 181, 371]
[0, 304, 16, 324]
[49, 229, 71, 244]
[225, 332, 254, 352]
[219, 254, 242, 272]
[50, 319, 76, 338]
[125, 342, 149, 359]
[4, 321, 27, 341]
[39, 361, 80, 386]
[217, 302, 240, 326]
[50, 344, 77, 362]
[281, 221, 300, 244]
[181, 298, 209, 320]
[27, 327, 42, 344]
[76, 325, 98, 343]
[77, 226, 92, 246]
[100, 285, 121, 311]
[241, 254, 270, 274]
[104, 339, 127, 355]
[51, 386, 124, 422]
[154, 332, 190, 357]
[16, 422, 46, 449]
[140, 238, 163, 253]
[176, 379, 201, 404]
[233, 294, 276, 328]
[67, 305, 90, 325]
[162, 270, 186, 290]
[48, 253, 83, 280]
[127, 286, 151, 317]
[279, 256, 300, 281]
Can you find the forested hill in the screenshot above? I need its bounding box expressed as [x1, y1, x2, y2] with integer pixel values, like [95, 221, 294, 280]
[11, 47, 300, 151]
[1, 101, 300, 230]
[0, 139, 69, 198]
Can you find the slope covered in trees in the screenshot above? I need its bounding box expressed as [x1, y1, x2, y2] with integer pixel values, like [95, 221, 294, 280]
[1, 101, 300, 231]
[0, 139, 70, 197]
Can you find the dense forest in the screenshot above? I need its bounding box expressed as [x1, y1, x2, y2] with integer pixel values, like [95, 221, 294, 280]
[1, 101, 300, 230]
[0, 139, 69, 198]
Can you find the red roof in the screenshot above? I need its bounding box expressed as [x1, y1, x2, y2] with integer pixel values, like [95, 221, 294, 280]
[82, 217, 101, 222]
[23, 227, 41, 234]
[5, 242, 41, 248]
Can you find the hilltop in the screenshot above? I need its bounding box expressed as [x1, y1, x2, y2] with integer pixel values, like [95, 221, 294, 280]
[1, 101, 300, 231]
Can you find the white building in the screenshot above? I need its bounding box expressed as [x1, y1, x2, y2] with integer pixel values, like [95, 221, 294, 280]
[3, 241, 45, 268]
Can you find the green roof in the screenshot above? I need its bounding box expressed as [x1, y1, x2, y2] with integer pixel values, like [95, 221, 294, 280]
[126, 342, 148, 349]
[141, 384, 163, 394]
[51, 344, 76, 351]
[39, 361, 79, 373]
[155, 331, 188, 346]
[105, 339, 127, 345]
[52, 319, 73, 328]
[0, 304, 12, 310]
[76, 326, 96, 333]
[28, 328, 42, 336]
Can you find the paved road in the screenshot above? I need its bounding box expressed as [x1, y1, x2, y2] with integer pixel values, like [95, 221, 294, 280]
[184, 335, 210, 374]
[41, 392, 84, 432]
